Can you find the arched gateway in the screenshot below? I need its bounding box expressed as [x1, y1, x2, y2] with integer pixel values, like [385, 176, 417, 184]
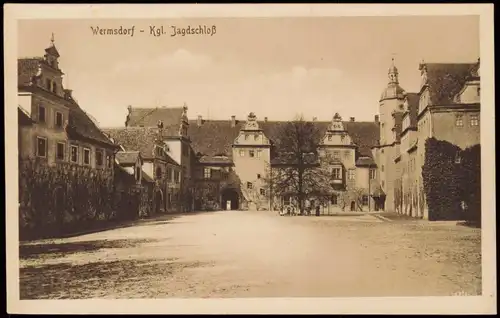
[221, 188, 239, 210]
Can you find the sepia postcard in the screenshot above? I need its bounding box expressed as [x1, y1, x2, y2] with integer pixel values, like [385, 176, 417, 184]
[4, 3, 496, 315]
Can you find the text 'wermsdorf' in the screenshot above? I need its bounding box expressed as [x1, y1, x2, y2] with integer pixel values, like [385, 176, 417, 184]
[90, 25, 217, 37]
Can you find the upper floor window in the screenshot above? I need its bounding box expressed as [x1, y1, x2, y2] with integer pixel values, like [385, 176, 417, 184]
[156, 167, 162, 179]
[70, 145, 79, 163]
[54, 111, 64, 128]
[249, 150, 255, 158]
[36, 136, 47, 158]
[56, 142, 65, 161]
[239, 150, 245, 157]
[254, 134, 259, 141]
[381, 165, 385, 172]
[331, 167, 341, 179]
[327, 135, 332, 141]
[344, 150, 350, 159]
[333, 151, 340, 160]
[204, 168, 211, 179]
[455, 115, 464, 127]
[256, 149, 262, 158]
[348, 169, 355, 180]
[52, 82, 57, 94]
[174, 170, 180, 183]
[46, 79, 51, 91]
[477, 87, 480, 96]
[83, 148, 91, 165]
[247, 182, 253, 189]
[95, 149, 104, 166]
[470, 114, 479, 126]
[244, 134, 249, 141]
[38, 105, 46, 123]
[259, 188, 266, 196]
[106, 155, 113, 168]
[369, 169, 376, 180]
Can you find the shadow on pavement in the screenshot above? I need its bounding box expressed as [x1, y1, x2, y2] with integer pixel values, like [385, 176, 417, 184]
[19, 238, 160, 260]
[20, 258, 214, 299]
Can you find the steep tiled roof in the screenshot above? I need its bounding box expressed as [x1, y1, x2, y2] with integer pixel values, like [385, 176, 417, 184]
[66, 101, 117, 148]
[18, 107, 34, 126]
[115, 151, 140, 166]
[18, 58, 43, 87]
[423, 63, 477, 105]
[125, 106, 185, 129]
[405, 92, 419, 128]
[103, 127, 179, 166]
[355, 156, 376, 167]
[188, 119, 379, 162]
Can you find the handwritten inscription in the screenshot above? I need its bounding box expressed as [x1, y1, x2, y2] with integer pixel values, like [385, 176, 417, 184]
[90, 25, 217, 38]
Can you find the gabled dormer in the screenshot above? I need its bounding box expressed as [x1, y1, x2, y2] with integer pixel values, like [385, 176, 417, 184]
[321, 113, 355, 147]
[233, 112, 271, 146]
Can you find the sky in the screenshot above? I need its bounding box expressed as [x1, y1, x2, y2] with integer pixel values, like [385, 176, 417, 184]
[17, 16, 479, 127]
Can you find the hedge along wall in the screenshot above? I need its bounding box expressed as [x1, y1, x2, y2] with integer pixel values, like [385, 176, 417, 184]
[18, 158, 116, 240]
[422, 138, 481, 222]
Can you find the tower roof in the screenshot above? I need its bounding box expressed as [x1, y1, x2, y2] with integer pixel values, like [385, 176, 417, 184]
[380, 58, 406, 101]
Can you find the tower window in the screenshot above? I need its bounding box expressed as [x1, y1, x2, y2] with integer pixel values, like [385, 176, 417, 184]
[328, 135, 332, 141]
[254, 134, 259, 141]
[331, 167, 341, 179]
[257, 150, 262, 158]
[249, 150, 255, 158]
[369, 169, 376, 180]
[247, 182, 253, 189]
[348, 169, 355, 180]
[257, 174, 261, 179]
[455, 115, 464, 127]
[259, 188, 266, 196]
[204, 168, 211, 179]
[239, 150, 245, 157]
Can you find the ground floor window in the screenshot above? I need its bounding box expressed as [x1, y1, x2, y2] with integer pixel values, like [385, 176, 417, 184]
[362, 195, 369, 206]
[331, 194, 338, 205]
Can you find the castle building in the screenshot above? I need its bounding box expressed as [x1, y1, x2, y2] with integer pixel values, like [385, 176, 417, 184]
[373, 58, 481, 219]
[17, 35, 118, 176]
[108, 106, 380, 213]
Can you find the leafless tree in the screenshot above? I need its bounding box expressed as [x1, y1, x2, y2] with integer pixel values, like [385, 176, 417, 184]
[264, 115, 332, 214]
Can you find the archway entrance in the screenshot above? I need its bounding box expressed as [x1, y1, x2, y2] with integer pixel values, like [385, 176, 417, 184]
[221, 189, 239, 210]
[350, 201, 356, 211]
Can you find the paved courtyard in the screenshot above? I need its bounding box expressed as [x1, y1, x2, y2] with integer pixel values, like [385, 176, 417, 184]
[19, 210, 482, 299]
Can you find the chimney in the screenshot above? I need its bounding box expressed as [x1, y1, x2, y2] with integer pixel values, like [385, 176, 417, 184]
[264, 117, 268, 122]
[231, 115, 236, 128]
[350, 117, 355, 122]
[374, 115, 379, 123]
[64, 89, 73, 100]
[197, 115, 202, 127]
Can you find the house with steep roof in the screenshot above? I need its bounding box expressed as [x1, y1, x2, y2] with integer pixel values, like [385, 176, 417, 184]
[17, 36, 119, 176]
[103, 125, 184, 214]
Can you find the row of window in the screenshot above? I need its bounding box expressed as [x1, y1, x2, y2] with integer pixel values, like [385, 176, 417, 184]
[245, 181, 266, 195]
[326, 134, 347, 142]
[455, 114, 479, 127]
[329, 167, 377, 180]
[38, 105, 65, 128]
[35, 136, 112, 167]
[158, 166, 181, 183]
[238, 149, 263, 158]
[244, 134, 261, 141]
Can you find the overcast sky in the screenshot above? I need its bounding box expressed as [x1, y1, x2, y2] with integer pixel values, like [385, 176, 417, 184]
[18, 16, 479, 127]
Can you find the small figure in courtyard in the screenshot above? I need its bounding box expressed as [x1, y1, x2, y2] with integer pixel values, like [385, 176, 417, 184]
[315, 205, 320, 217]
